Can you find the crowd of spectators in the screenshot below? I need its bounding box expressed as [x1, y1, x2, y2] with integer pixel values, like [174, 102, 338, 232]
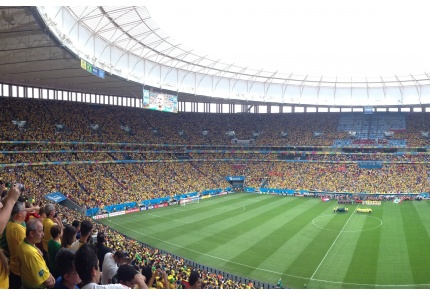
[262, 162, 430, 194]
[0, 183, 261, 289]
[2, 96, 430, 289]
[5, 97, 430, 147]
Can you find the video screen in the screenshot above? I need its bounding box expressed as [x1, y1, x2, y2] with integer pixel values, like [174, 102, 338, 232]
[143, 89, 178, 113]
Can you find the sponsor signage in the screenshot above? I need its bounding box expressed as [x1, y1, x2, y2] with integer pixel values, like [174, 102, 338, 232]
[225, 176, 245, 181]
[125, 208, 139, 214]
[109, 210, 125, 217]
[80, 59, 105, 79]
[179, 197, 192, 204]
[93, 214, 108, 220]
[45, 192, 67, 203]
[358, 161, 383, 169]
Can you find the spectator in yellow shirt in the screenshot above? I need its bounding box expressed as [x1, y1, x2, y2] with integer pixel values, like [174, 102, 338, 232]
[17, 218, 55, 288]
[6, 201, 27, 288]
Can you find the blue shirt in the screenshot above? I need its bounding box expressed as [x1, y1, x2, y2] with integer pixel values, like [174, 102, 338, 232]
[54, 276, 79, 289]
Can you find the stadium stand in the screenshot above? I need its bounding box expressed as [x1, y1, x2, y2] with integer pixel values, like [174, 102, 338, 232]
[2, 100, 430, 289]
[2, 6, 430, 290]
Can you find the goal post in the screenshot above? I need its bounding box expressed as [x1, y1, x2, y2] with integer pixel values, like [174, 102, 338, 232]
[179, 196, 200, 206]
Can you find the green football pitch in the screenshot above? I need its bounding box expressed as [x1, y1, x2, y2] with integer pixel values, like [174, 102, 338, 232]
[97, 193, 430, 289]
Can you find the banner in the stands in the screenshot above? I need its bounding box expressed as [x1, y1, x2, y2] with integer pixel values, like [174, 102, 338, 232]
[45, 192, 67, 203]
[225, 176, 245, 181]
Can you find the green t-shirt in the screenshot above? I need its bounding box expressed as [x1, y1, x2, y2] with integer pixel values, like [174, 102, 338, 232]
[47, 239, 61, 278]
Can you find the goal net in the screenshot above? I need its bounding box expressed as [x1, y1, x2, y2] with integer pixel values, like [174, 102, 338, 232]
[179, 197, 200, 206]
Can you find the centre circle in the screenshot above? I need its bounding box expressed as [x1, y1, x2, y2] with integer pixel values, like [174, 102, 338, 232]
[312, 214, 383, 232]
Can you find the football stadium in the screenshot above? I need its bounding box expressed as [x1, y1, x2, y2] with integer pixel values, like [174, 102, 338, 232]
[1, 2, 430, 290]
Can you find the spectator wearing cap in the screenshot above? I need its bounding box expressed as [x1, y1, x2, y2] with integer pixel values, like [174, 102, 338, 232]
[101, 250, 126, 284]
[6, 201, 27, 288]
[70, 219, 93, 251]
[95, 231, 112, 271]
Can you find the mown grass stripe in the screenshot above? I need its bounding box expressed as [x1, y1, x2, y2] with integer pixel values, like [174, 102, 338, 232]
[98, 196, 430, 288]
[307, 215, 365, 288]
[402, 202, 430, 285]
[340, 214, 382, 288]
[109, 194, 288, 256]
[376, 202, 413, 286]
[112, 193, 264, 236]
[208, 198, 325, 277]
[175, 196, 302, 261]
[246, 199, 339, 284]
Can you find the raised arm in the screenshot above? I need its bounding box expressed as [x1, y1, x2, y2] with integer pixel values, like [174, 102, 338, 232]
[0, 185, 20, 233]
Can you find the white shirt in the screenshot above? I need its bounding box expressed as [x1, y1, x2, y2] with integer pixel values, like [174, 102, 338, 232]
[101, 252, 118, 285]
[81, 282, 129, 289]
[70, 239, 84, 251]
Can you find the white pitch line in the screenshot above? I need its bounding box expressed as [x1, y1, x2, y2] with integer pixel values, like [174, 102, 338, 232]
[106, 219, 286, 274]
[310, 205, 358, 280]
[105, 203, 430, 288]
[107, 218, 430, 288]
[145, 206, 246, 225]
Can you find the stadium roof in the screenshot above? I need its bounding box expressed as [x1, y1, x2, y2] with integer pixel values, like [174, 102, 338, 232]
[144, 0, 430, 81]
[1, 3, 430, 107]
